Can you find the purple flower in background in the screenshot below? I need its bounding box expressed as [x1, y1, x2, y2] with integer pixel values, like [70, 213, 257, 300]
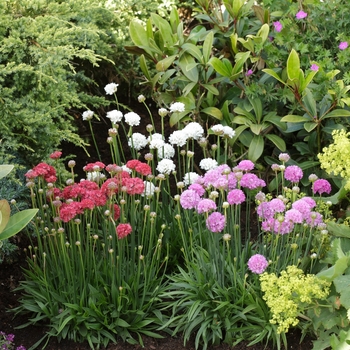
[247, 254, 268, 274]
[197, 199, 217, 214]
[339, 41, 348, 50]
[284, 165, 303, 183]
[273, 21, 283, 32]
[245, 69, 253, 77]
[206, 212, 226, 232]
[313, 179, 332, 195]
[237, 160, 255, 172]
[227, 189, 246, 205]
[310, 64, 319, 72]
[180, 189, 201, 209]
[296, 10, 307, 19]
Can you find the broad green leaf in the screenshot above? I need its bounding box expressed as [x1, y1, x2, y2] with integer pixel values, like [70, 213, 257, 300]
[248, 135, 264, 162]
[178, 53, 198, 82]
[232, 115, 252, 126]
[130, 20, 149, 47]
[169, 111, 190, 127]
[298, 160, 320, 170]
[208, 57, 232, 77]
[181, 43, 204, 63]
[262, 68, 285, 85]
[237, 37, 254, 52]
[249, 98, 262, 122]
[151, 13, 175, 46]
[303, 89, 317, 117]
[304, 122, 317, 132]
[265, 134, 286, 151]
[232, 0, 245, 17]
[201, 107, 222, 120]
[321, 109, 350, 119]
[169, 7, 180, 32]
[301, 70, 318, 92]
[0, 200, 10, 233]
[182, 82, 197, 96]
[156, 55, 176, 72]
[232, 51, 251, 77]
[327, 221, 350, 238]
[317, 256, 349, 281]
[250, 124, 263, 135]
[233, 106, 256, 122]
[0, 209, 38, 240]
[281, 115, 310, 123]
[230, 33, 238, 54]
[256, 23, 269, 43]
[0, 165, 14, 179]
[287, 49, 300, 81]
[203, 31, 213, 63]
[202, 84, 219, 95]
[159, 69, 176, 84]
[263, 112, 287, 130]
[334, 275, 350, 308]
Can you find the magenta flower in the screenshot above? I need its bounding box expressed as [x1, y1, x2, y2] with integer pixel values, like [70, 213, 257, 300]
[273, 21, 283, 32]
[197, 198, 217, 214]
[313, 179, 331, 195]
[305, 211, 324, 227]
[206, 212, 226, 232]
[339, 41, 348, 50]
[188, 183, 205, 197]
[227, 189, 246, 205]
[296, 10, 307, 19]
[245, 69, 253, 77]
[284, 208, 303, 224]
[284, 165, 303, 183]
[247, 254, 268, 274]
[237, 160, 255, 172]
[257, 202, 274, 220]
[269, 198, 286, 213]
[261, 218, 294, 235]
[240, 173, 265, 190]
[301, 196, 316, 209]
[180, 189, 201, 209]
[310, 64, 319, 72]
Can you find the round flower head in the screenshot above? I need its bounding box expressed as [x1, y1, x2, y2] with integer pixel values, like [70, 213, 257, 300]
[104, 82, 118, 95]
[168, 130, 188, 147]
[284, 208, 303, 224]
[273, 21, 282, 32]
[310, 64, 319, 72]
[124, 112, 141, 126]
[313, 179, 331, 195]
[107, 110, 123, 124]
[50, 151, 62, 159]
[156, 159, 176, 175]
[142, 181, 155, 197]
[206, 212, 226, 232]
[284, 165, 303, 183]
[138, 94, 146, 103]
[247, 254, 268, 274]
[197, 198, 217, 214]
[180, 189, 201, 209]
[227, 189, 246, 205]
[199, 158, 218, 171]
[240, 173, 265, 190]
[149, 138, 165, 150]
[222, 126, 235, 138]
[210, 124, 224, 135]
[158, 108, 168, 117]
[183, 122, 204, 140]
[157, 143, 175, 160]
[278, 153, 290, 163]
[339, 41, 348, 50]
[237, 160, 255, 172]
[82, 110, 94, 121]
[183, 172, 200, 186]
[128, 133, 148, 151]
[169, 102, 185, 113]
[295, 10, 307, 19]
[116, 223, 132, 239]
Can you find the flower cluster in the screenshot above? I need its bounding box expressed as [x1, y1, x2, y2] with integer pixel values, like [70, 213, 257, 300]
[0, 332, 26, 350]
[25, 162, 57, 183]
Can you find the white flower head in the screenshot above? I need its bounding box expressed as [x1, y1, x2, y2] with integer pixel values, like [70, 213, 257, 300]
[124, 112, 141, 126]
[168, 130, 188, 147]
[199, 158, 218, 171]
[106, 110, 123, 124]
[86, 171, 105, 182]
[128, 133, 148, 151]
[104, 83, 119, 95]
[157, 143, 175, 159]
[147, 133, 164, 143]
[184, 122, 204, 140]
[149, 138, 165, 150]
[142, 181, 155, 197]
[210, 124, 224, 135]
[222, 126, 235, 138]
[82, 110, 94, 121]
[158, 108, 168, 117]
[138, 94, 146, 103]
[121, 165, 132, 174]
[170, 102, 185, 113]
[183, 172, 200, 185]
[156, 159, 176, 175]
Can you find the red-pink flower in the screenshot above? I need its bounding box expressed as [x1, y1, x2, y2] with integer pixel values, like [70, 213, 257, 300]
[83, 161, 106, 172]
[122, 177, 145, 195]
[49, 151, 62, 159]
[25, 162, 57, 183]
[135, 162, 152, 176]
[116, 223, 132, 239]
[112, 204, 120, 220]
[313, 179, 331, 195]
[125, 159, 141, 170]
[101, 178, 119, 197]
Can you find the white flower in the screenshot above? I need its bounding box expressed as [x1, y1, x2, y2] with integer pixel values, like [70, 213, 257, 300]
[200, 158, 218, 171]
[170, 102, 185, 113]
[184, 122, 204, 140]
[104, 83, 118, 95]
[149, 138, 165, 150]
[210, 124, 224, 135]
[158, 143, 175, 159]
[142, 181, 155, 197]
[124, 112, 141, 126]
[121, 165, 132, 174]
[183, 172, 200, 185]
[147, 133, 164, 143]
[157, 159, 176, 174]
[138, 94, 146, 103]
[169, 130, 188, 147]
[106, 110, 123, 123]
[82, 110, 94, 121]
[128, 133, 148, 150]
[222, 126, 235, 138]
[158, 108, 168, 117]
[86, 171, 105, 182]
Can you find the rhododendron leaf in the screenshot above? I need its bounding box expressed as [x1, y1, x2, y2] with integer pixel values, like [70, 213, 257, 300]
[281, 115, 310, 123]
[202, 84, 219, 95]
[303, 89, 317, 117]
[182, 43, 204, 64]
[321, 109, 350, 119]
[232, 51, 251, 75]
[287, 49, 300, 81]
[0, 199, 10, 233]
[178, 53, 198, 82]
[208, 57, 232, 78]
[265, 134, 286, 151]
[0, 165, 14, 179]
[304, 122, 317, 132]
[262, 68, 285, 85]
[0, 208, 38, 240]
[203, 31, 213, 63]
[129, 20, 149, 47]
[156, 55, 176, 72]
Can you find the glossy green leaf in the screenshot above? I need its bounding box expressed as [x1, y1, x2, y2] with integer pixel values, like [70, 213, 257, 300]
[230, 33, 238, 54]
[0, 209, 38, 241]
[301, 70, 318, 92]
[281, 115, 310, 123]
[303, 89, 317, 117]
[287, 49, 300, 81]
[129, 20, 149, 47]
[0, 200, 10, 233]
[202, 31, 213, 64]
[201, 107, 222, 120]
[232, 51, 251, 75]
[256, 23, 269, 43]
[208, 57, 232, 77]
[182, 82, 197, 96]
[322, 109, 350, 119]
[317, 256, 349, 282]
[232, 0, 245, 17]
[232, 115, 252, 125]
[202, 84, 219, 95]
[151, 14, 175, 46]
[248, 135, 264, 162]
[250, 124, 262, 135]
[169, 111, 190, 127]
[181, 43, 204, 63]
[234, 106, 256, 123]
[249, 98, 262, 123]
[178, 53, 198, 82]
[0, 165, 14, 180]
[304, 122, 317, 132]
[156, 55, 176, 72]
[158, 69, 176, 84]
[262, 68, 285, 85]
[265, 134, 286, 151]
[263, 112, 287, 130]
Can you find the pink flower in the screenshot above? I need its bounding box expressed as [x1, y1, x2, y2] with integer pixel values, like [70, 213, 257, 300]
[313, 179, 331, 195]
[296, 10, 307, 19]
[273, 21, 282, 32]
[245, 69, 253, 77]
[116, 223, 132, 239]
[188, 183, 206, 197]
[310, 64, 319, 72]
[197, 199, 217, 214]
[237, 160, 255, 172]
[305, 211, 323, 227]
[284, 165, 303, 183]
[269, 198, 286, 213]
[49, 151, 62, 159]
[180, 189, 201, 209]
[122, 177, 145, 195]
[83, 161, 106, 172]
[257, 202, 274, 220]
[240, 173, 265, 190]
[206, 212, 226, 232]
[247, 254, 268, 274]
[284, 209, 303, 224]
[227, 189, 246, 205]
[339, 41, 348, 50]
[278, 153, 290, 163]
